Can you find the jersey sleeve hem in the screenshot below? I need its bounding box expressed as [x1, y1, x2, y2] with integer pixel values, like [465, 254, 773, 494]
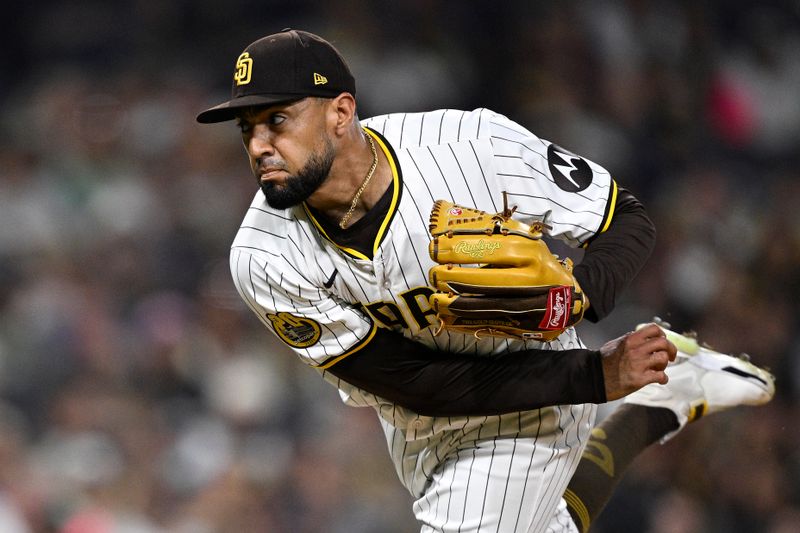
[582, 179, 618, 248]
[315, 321, 379, 369]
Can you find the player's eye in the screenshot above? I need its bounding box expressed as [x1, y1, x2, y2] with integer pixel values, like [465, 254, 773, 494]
[268, 113, 286, 126]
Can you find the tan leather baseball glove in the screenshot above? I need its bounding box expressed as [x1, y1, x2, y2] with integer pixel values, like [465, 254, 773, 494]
[428, 195, 586, 341]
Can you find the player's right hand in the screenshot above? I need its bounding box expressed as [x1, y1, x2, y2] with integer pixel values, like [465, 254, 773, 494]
[599, 323, 677, 401]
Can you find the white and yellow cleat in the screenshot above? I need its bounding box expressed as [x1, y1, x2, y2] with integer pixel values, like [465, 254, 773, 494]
[624, 318, 776, 442]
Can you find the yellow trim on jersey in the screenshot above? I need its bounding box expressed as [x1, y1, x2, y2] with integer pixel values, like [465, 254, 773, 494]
[365, 127, 401, 257]
[303, 208, 371, 260]
[582, 179, 618, 249]
[599, 179, 618, 234]
[315, 321, 378, 369]
[302, 127, 401, 261]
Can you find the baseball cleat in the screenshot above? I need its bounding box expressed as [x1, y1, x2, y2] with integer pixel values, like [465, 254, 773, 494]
[624, 318, 775, 442]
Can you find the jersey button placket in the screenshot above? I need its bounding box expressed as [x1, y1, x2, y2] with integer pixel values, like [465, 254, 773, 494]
[373, 251, 392, 296]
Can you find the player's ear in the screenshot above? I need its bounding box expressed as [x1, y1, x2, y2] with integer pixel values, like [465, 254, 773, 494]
[328, 92, 357, 134]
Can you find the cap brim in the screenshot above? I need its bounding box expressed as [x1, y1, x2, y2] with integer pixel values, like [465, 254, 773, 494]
[196, 94, 305, 123]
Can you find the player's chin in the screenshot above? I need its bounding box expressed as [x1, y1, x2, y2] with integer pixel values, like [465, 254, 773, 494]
[260, 182, 305, 209]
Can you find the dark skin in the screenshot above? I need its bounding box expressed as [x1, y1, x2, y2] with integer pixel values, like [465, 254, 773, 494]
[236, 94, 678, 402]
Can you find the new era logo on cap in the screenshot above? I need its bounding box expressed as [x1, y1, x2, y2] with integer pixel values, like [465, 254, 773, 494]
[313, 73, 328, 85]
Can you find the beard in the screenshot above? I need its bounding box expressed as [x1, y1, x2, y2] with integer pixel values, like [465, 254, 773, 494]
[259, 138, 335, 209]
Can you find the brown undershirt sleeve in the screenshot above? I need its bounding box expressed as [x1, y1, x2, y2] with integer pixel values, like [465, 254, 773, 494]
[326, 328, 607, 417]
[574, 187, 656, 322]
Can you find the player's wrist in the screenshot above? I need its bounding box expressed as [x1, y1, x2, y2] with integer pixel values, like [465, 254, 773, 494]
[590, 349, 608, 403]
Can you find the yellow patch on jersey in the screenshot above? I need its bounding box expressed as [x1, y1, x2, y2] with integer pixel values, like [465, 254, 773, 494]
[267, 312, 321, 348]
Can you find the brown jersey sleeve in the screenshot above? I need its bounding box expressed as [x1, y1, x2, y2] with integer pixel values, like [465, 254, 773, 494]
[325, 328, 606, 416]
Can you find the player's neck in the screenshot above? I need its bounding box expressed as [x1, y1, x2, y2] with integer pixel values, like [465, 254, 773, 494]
[306, 133, 390, 226]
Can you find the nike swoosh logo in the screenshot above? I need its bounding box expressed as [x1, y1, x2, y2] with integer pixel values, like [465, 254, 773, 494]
[323, 269, 338, 289]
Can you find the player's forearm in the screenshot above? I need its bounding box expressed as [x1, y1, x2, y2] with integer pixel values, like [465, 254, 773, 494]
[573, 188, 655, 322]
[325, 330, 607, 416]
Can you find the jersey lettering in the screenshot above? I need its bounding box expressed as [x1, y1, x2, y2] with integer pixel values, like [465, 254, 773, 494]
[399, 286, 437, 330]
[364, 301, 410, 330]
[362, 286, 438, 332]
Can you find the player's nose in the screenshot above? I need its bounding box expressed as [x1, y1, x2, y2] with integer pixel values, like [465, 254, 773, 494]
[246, 125, 275, 157]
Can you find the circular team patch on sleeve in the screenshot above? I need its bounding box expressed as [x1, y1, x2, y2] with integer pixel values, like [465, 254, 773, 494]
[547, 144, 593, 192]
[267, 312, 322, 348]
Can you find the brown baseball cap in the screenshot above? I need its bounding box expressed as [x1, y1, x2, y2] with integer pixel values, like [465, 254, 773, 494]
[196, 29, 356, 123]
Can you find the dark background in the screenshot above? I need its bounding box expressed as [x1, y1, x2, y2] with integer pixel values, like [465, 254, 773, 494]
[0, 1, 798, 531]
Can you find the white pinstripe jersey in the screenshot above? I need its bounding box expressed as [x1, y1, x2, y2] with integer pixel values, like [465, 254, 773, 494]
[230, 107, 615, 496]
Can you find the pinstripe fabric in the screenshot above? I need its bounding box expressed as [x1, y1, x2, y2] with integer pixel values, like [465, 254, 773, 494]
[410, 404, 594, 532]
[229, 108, 615, 532]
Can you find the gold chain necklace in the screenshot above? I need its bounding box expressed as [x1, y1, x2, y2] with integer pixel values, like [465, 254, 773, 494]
[339, 132, 378, 229]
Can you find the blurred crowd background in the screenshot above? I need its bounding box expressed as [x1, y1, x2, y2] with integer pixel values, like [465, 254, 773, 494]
[0, 1, 798, 531]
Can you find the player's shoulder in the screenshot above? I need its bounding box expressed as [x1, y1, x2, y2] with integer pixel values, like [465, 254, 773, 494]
[230, 192, 298, 258]
[362, 108, 526, 147]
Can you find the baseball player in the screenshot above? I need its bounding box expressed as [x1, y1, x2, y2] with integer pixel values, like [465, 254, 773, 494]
[196, 30, 775, 532]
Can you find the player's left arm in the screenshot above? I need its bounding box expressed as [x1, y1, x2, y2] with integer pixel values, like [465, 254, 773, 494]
[573, 186, 656, 322]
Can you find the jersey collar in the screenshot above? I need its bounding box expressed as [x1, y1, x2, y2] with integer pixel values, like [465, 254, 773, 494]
[303, 126, 402, 260]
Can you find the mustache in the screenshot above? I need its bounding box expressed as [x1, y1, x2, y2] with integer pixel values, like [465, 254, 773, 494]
[255, 157, 288, 173]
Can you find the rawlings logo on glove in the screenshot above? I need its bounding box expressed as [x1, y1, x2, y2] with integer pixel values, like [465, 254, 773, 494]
[452, 240, 501, 258]
[427, 194, 586, 341]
